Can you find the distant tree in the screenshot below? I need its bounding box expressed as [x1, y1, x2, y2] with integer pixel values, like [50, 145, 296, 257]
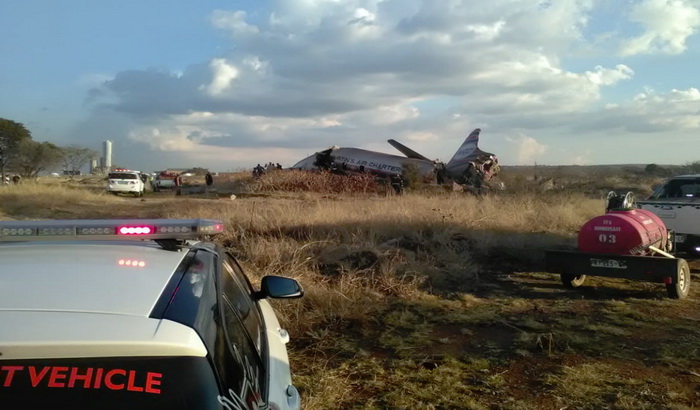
[684, 161, 700, 174]
[61, 145, 98, 177]
[644, 163, 667, 176]
[11, 140, 63, 178]
[0, 118, 32, 183]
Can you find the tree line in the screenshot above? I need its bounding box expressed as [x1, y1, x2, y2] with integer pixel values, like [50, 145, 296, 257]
[0, 118, 98, 182]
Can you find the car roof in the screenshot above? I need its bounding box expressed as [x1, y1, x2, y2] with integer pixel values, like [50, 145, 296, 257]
[668, 174, 700, 179]
[0, 241, 189, 316]
[0, 219, 225, 359]
[109, 170, 141, 175]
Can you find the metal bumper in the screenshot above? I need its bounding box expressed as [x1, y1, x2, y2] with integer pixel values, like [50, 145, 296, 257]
[545, 250, 680, 284]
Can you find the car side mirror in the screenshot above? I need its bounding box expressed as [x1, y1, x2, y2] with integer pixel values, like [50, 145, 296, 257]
[256, 276, 304, 300]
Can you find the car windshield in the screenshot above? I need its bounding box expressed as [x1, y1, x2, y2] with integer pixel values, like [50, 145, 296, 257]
[650, 178, 700, 199]
[0, 356, 222, 410]
[109, 173, 138, 180]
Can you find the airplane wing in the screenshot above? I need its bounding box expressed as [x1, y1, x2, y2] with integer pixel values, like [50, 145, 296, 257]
[387, 139, 432, 161]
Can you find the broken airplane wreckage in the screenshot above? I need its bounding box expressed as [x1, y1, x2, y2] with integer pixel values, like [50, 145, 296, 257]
[291, 129, 500, 187]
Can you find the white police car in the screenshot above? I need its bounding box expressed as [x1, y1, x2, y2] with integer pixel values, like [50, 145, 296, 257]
[107, 170, 146, 197]
[0, 219, 302, 409]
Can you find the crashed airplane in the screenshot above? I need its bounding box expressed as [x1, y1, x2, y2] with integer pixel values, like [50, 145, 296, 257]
[290, 128, 500, 186]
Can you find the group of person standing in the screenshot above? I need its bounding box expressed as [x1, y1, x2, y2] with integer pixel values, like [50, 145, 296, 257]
[2, 175, 21, 185]
[252, 162, 282, 177]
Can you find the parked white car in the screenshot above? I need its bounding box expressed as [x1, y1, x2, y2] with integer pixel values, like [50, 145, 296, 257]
[107, 170, 146, 197]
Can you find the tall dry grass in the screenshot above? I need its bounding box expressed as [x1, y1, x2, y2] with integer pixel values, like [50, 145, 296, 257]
[0, 179, 605, 334]
[148, 191, 604, 342]
[1, 178, 603, 324]
[0, 180, 118, 219]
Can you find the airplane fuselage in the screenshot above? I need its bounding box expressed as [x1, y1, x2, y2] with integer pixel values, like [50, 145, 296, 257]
[292, 147, 437, 177]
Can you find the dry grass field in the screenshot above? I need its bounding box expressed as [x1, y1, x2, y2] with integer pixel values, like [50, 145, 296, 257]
[2, 168, 700, 409]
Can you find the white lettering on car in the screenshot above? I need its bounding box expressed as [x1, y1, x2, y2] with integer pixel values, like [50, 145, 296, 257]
[216, 344, 266, 409]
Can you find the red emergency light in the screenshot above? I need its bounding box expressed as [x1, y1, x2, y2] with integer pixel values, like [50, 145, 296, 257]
[117, 226, 154, 235]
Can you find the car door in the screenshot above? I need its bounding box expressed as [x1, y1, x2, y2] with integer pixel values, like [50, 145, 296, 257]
[216, 254, 267, 409]
[222, 255, 266, 354]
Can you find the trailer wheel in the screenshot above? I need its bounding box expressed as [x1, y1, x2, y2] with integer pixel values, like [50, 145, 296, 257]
[561, 274, 586, 288]
[667, 259, 690, 299]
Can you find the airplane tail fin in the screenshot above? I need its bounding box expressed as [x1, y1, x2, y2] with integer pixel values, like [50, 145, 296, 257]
[446, 129, 492, 165]
[445, 128, 499, 181]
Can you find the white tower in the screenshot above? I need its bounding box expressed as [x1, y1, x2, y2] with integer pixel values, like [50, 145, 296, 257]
[103, 140, 113, 171]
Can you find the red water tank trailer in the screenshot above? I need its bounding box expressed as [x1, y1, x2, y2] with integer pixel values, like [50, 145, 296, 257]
[578, 208, 669, 256]
[545, 191, 690, 299]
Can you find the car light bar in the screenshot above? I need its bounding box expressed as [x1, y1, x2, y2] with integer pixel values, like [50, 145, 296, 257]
[0, 219, 224, 242]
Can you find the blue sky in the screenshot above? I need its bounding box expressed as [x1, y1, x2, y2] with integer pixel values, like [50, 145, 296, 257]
[2, 0, 700, 172]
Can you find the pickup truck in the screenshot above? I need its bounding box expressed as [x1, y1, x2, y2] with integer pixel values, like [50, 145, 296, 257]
[152, 172, 180, 192]
[637, 174, 700, 256]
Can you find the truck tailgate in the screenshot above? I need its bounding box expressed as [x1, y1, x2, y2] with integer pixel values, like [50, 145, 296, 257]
[637, 200, 700, 235]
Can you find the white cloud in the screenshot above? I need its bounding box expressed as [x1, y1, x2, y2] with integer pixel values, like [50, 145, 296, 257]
[367, 104, 420, 125]
[627, 87, 700, 128]
[585, 65, 634, 86]
[516, 135, 547, 164]
[507, 134, 548, 165]
[126, 122, 303, 168]
[72, 0, 700, 170]
[620, 0, 700, 56]
[211, 10, 259, 34]
[353, 7, 376, 22]
[566, 150, 592, 166]
[128, 127, 199, 152]
[666, 87, 700, 101]
[96, 0, 620, 123]
[201, 59, 239, 96]
[465, 20, 506, 42]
